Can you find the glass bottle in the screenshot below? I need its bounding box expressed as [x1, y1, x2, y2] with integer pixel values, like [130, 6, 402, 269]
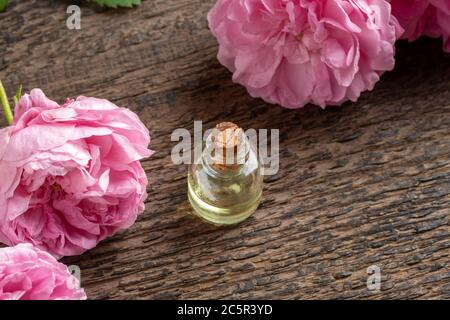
[188, 122, 263, 225]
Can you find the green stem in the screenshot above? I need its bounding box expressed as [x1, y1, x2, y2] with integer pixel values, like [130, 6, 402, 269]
[0, 80, 13, 125]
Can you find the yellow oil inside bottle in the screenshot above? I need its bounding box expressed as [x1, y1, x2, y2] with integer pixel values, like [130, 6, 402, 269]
[187, 122, 263, 226]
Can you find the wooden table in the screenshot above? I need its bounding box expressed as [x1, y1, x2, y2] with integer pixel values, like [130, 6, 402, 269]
[1, 0, 449, 300]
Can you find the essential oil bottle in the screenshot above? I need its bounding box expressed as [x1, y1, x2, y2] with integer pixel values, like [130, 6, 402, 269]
[188, 122, 263, 225]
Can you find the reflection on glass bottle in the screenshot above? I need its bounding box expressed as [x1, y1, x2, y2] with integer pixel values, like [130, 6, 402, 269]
[188, 122, 263, 225]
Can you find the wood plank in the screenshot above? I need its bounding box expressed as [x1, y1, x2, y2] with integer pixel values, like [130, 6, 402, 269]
[0, 0, 449, 299]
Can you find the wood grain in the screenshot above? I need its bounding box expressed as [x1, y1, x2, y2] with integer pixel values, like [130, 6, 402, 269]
[0, 0, 449, 299]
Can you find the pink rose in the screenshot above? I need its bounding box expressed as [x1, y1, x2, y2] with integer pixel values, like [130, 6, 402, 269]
[0, 89, 153, 258]
[390, 0, 450, 52]
[0, 243, 86, 300]
[208, 0, 402, 108]
[208, 0, 403, 109]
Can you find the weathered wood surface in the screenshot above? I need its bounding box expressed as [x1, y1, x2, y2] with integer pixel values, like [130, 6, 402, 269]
[1, 0, 450, 300]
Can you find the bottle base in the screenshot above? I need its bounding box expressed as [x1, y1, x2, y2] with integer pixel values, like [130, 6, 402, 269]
[188, 183, 261, 226]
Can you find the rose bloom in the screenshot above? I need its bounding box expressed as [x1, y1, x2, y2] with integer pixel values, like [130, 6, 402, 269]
[0, 243, 86, 300]
[208, 0, 403, 109]
[390, 0, 450, 52]
[0, 89, 152, 258]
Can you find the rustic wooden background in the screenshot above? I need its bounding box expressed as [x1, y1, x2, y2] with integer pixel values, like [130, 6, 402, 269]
[1, 0, 449, 300]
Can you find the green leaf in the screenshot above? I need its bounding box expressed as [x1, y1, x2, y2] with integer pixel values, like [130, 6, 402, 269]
[13, 84, 22, 106]
[91, 0, 141, 8]
[0, 80, 14, 125]
[0, 0, 10, 12]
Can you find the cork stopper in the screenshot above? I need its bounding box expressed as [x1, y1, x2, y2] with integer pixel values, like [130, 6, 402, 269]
[211, 122, 246, 171]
